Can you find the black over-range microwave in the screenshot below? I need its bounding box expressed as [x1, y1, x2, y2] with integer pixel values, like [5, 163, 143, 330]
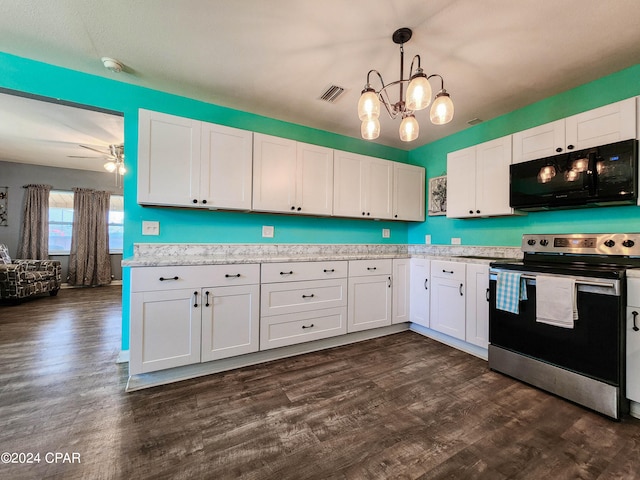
[510, 139, 638, 211]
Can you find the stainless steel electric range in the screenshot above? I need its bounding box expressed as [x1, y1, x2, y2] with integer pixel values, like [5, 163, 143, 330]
[489, 233, 640, 419]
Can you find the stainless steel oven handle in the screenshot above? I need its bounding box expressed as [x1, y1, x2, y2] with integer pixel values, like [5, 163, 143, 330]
[489, 270, 621, 296]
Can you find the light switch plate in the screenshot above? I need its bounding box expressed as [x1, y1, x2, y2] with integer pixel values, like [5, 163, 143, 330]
[262, 225, 274, 238]
[425, 235, 431, 244]
[451, 237, 461, 245]
[142, 221, 160, 236]
[382, 228, 390, 238]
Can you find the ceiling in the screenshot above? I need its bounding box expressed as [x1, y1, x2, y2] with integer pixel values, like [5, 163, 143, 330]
[0, 0, 640, 159]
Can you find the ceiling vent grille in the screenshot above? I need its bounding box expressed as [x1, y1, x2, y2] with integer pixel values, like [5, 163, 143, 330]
[319, 85, 346, 103]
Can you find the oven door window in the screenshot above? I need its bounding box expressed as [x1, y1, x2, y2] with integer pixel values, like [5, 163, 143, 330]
[489, 280, 621, 385]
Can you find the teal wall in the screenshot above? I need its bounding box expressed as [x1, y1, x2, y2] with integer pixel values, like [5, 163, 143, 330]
[408, 64, 640, 246]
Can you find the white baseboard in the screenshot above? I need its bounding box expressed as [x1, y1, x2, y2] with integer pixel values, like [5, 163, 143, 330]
[409, 323, 488, 361]
[116, 350, 129, 364]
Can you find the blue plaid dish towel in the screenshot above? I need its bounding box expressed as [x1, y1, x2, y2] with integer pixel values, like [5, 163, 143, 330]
[496, 272, 528, 314]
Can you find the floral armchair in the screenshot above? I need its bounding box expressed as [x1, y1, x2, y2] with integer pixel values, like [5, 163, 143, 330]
[0, 244, 61, 302]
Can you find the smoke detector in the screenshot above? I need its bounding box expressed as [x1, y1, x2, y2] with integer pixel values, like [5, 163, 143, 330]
[101, 57, 124, 73]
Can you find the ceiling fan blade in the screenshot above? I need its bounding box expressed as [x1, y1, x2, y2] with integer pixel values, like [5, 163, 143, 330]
[67, 155, 106, 158]
[79, 144, 110, 154]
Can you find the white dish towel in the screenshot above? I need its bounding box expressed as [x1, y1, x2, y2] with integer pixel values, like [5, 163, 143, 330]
[535, 275, 578, 328]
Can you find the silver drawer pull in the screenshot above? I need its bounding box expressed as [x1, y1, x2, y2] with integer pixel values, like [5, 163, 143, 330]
[225, 273, 241, 278]
[302, 324, 315, 329]
[280, 271, 293, 276]
[302, 294, 315, 299]
[159, 276, 179, 281]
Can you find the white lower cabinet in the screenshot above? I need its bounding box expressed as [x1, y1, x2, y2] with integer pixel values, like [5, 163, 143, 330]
[409, 258, 430, 328]
[429, 260, 466, 340]
[129, 264, 260, 375]
[260, 261, 348, 350]
[465, 263, 490, 349]
[348, 259, 392, 332]
[626, 278, 640, 410]
[392, 258, 410, 324]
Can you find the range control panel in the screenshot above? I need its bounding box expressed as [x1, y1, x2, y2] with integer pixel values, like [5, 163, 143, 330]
[522, 233, 640, 255]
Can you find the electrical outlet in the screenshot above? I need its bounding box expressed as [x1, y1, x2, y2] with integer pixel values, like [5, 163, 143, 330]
[382, 228, 390, 238]
[451, 237, 461, 245]
[142, 221, 160, 236]
[425, 235, 431, 244]
[262, 225, 274, 238]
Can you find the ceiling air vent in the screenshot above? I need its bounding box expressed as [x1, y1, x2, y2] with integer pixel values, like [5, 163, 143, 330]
[319, 85, 346, 103]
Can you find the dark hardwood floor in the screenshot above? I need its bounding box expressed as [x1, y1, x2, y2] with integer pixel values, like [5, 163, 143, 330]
[1, 287, 639, 479]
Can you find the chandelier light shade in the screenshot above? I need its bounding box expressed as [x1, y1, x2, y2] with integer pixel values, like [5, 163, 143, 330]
[358, 27, 454, 142]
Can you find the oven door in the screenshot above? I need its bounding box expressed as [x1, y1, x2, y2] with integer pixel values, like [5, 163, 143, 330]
[489, 269, 623, 386]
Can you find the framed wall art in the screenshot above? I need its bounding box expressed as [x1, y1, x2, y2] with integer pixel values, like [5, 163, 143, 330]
[428, 175, 447, 216]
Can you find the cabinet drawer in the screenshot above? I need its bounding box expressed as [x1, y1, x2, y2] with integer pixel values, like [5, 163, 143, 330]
[261, 261, 347, 283]
[130, 264, 259, 292]
[261, 278, 347, 316]
[348, 259, 393, 277]
[430, 260, 466, 281]
[628, 278, 640, 308]
[260, 307, 347, 350]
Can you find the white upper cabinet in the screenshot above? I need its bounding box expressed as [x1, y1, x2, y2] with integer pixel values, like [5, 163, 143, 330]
[138, 109, 201, 207]
[447, 136, 513, 219]
[252, 133, 334, 215]
[138, 109, 253, 210]
[393, 163, 425, 221]
[513, 98, 636, 163]
[333, 151, 393, 220]
[201, 122, 253, 210]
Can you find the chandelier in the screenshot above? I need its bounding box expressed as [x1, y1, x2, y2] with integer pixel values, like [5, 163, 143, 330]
[357, 27, 454, 142]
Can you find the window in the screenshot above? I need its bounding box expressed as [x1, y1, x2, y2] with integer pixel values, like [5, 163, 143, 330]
[48, 191, 124, 254]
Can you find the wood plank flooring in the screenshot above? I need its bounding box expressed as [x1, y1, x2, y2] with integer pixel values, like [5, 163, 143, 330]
[1, 286, 639, 479]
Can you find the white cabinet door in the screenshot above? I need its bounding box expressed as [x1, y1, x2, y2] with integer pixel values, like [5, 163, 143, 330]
[348, 274, 392, 332]
[409, 258, 430, 328]
[252, 133, 297, 212]
[566, 98, 636, 151]
[333, 152, 393, 220]
[446, 145, 477, 218]
[333, 151, 366, 218]
[201, 284, 259, 362]
[365, 157, 394, 219]
[626, 306, 640, 403]
[447, 136, 513, 219]
[138, 109, 201, 207]
[393, 163, 425, 221]
[200, 122, 253, 210]
[130, 288, 201, 374]
[392, 258, 410, 324]
[297, 142, 334, 215]
[475, 136, 513, 217]
[512, 120, 565, 164]
[465, 263, 490, 349]
[430, 262, 466, 340]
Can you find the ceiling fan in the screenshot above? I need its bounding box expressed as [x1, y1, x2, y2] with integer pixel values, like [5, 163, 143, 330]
[69, 143, 126, 186]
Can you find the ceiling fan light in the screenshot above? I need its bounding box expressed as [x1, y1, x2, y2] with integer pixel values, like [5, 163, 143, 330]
[399, 115, 419, 142]
[104, 161, 117, 172]
[358, 88, 380, 120]
[118, 164, 127, 175]
[430, 90, 454, 125]
[406, 71, 432, 111]
[361, 118, 380, 140]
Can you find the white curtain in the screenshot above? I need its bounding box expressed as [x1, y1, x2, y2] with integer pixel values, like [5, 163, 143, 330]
[68, 188, 112, 286]
[18, 184, 52, 259]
